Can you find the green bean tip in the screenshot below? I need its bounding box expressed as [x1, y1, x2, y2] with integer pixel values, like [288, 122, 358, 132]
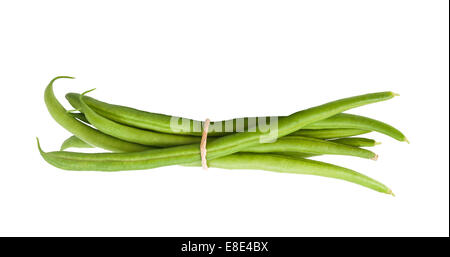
[371, 154, 379, 161]
[393, 92, 400, 97]
[404, 138, 410, 144]
[36, 137, 43, 153]
[81, 88, 96, 95]
[375, 141, 382, 145]
[388, 189, 395, 197]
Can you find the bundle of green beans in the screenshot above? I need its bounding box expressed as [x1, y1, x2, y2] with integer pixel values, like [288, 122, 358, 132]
[38, 76, 409, 195]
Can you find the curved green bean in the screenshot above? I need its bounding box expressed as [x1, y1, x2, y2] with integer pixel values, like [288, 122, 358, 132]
[303, 113, 408, 142]
[205, 153, 392, 194]
[61, 135, 94, 150]
[43, 76, 151, 152]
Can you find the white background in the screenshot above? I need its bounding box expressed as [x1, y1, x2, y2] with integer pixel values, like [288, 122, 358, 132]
[0, 1, 448, 236]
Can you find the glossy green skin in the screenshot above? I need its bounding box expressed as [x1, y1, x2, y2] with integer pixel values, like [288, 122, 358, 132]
[290, 128, 369, 139]
[244, 136, 376, 159]
[66, 93, 406, 141]
[60, 135, 377, 160]
[61, 135, 94, 150]
[330, 137, 378, 147]
[303, 113, 407, 141]
[274, 137, 378, 159]
[43, 77, 150, 152]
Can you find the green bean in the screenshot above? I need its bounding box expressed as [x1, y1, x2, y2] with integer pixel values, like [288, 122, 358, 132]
[39, 138, 202, 168]
[61, 135, 94, 150]
[205, 153, 393, 194]
[244, 136, 377, 160]
[273, 137, 379, 159]
[303, 113, 408, 142]
[60, 134, 377, 160]
[43, 76, 151, 152]
[329, 137, 379, 147]
[290, 128, 370, 139]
